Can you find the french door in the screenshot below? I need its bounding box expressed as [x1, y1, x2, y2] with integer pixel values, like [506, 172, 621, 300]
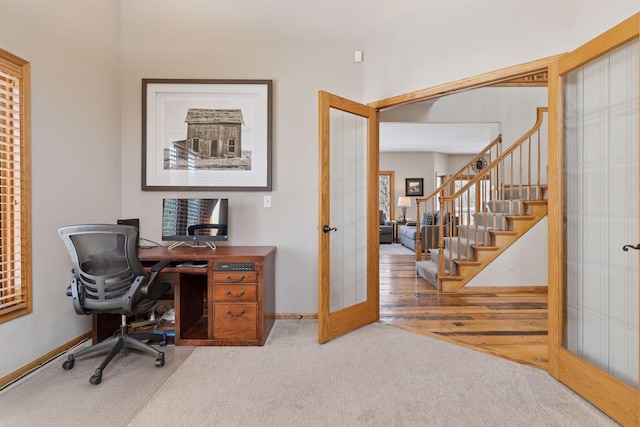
[548, 14, 640, 425]
[317, 91, 379, 343]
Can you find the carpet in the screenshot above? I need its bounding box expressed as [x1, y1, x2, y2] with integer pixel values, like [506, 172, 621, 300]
[379, 243, 414, 255]
[130, 321, 615, 426]
[0, 343, 195, 427]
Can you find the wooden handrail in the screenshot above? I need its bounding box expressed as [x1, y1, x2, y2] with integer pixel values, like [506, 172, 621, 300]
[442, 107, 546, 202]
[415, 134, 502, 207]
[413, 134, 502, 257]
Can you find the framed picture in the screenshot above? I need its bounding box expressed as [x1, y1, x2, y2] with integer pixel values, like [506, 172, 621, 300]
[142, 79, 272, 191]
[405, 178, 424, 197]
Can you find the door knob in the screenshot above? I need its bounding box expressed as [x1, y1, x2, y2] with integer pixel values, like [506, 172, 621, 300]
[622, 243, 640, 251]
[322, 225, 337, 233]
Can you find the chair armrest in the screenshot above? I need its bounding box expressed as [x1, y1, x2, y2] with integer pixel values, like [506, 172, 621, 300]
[142, 258, 173, 296]
[150, 258, 172, 273]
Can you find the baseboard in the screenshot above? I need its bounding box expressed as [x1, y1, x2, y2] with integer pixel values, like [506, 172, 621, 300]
[275, 313, 318, 320]
[0, 331, 91, 390]
[457, 286, 548, 294]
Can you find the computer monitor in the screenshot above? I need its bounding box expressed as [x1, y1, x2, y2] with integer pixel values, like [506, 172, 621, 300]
[161, 198, 228, 249]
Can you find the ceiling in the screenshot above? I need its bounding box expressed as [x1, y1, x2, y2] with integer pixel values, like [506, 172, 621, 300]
[379, 122, 500, 154]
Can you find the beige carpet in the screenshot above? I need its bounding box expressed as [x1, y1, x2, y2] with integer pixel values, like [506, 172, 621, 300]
[130, 321, 614, 426]
[0, 321, 617, 426]
[0, 343, 195, 427]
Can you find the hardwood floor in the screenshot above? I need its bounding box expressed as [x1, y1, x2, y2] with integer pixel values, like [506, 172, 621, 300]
[379, 251, 548, 370]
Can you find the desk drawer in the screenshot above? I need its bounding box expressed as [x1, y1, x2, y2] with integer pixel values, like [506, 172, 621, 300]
[213, 303, 257, 340]
[214, 284, 257, 302]
[212, 271, 257, 284]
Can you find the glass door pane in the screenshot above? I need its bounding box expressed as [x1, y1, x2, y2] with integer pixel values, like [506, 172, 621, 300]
[563, 39, 639, 389]
[329, 107, 368, 311]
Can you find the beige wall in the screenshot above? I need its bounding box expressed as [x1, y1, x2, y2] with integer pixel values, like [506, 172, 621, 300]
[0, 0, 122, 378]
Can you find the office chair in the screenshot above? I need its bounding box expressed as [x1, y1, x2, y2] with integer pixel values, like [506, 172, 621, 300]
[58, 224, 172, 385]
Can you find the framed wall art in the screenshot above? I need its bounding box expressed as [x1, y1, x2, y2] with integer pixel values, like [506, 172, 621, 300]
[405, 177, 424, 197]
[142, 79, 272, 191]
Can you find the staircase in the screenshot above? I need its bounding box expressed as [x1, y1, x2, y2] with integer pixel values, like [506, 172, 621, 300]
[414, 107, 548, 292]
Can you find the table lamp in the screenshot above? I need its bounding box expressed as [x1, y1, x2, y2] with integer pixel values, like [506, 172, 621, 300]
[398, 197, 411, 221]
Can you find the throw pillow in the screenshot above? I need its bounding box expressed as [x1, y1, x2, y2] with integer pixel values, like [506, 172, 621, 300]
[422, 212, 434, 226]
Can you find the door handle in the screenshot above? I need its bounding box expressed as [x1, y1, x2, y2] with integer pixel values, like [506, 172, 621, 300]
[622, 243, 640, 251]
[322, 225, 337, 233]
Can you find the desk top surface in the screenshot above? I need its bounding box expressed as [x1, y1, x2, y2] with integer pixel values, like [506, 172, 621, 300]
[138, 245, 276, 261]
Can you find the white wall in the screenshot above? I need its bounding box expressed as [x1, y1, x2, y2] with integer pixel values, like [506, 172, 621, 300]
[423, 88, 547, 152]
[0, 1, 121, 378]
[362, 0, 639, 102]
[380, 152, 441, 220]
[119, 1, 382, 316]
[468, 218, 549, 287]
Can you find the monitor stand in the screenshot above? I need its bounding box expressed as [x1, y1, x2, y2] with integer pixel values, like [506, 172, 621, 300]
[168, 240, 217, 250]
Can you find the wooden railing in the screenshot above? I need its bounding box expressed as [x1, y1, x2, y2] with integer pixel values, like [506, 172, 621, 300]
[411, 134, 502, 255]
[415, 107, 548, 279]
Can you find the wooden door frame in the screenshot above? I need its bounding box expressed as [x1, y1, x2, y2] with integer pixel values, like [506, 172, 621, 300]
[370, 55, 560, 110]
[320, 56, 561, 340]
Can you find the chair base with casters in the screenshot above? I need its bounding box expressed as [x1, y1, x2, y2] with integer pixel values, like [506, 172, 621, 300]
[62, 314, 167, 385]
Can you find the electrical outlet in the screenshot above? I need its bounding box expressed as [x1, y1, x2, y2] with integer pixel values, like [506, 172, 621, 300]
[264, 195, 272, 208]
[508, 261, 515, 271]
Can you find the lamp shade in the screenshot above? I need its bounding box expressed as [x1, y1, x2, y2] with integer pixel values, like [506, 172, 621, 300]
[397, 197, 412, 208]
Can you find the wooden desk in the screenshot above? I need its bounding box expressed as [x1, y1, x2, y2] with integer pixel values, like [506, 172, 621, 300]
[93, 246, 276, 346]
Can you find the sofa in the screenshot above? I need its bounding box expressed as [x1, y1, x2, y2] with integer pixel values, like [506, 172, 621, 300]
[379, 210, 393, 244]
[399, 211, 454, 252]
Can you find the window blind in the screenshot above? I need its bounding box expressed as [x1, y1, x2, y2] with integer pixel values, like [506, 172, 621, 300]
[0, 50, 31, 320]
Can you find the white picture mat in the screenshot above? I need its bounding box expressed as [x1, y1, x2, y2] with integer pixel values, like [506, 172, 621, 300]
[144, 81, 270, 189]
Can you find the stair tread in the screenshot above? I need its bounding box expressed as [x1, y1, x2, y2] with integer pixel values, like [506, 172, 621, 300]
[508, 215, 535, 221]
[473, 245, 499, 251]
[492, 230, 518, 236]
[454, 260, 482, 266]
[439, 275, 464, 282]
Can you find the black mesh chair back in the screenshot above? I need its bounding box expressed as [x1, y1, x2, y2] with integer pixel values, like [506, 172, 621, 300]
[59, 224, 154, 315]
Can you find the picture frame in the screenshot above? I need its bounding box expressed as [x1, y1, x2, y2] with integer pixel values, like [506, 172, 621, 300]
[405, 178, 424, 197]
[142, 79, 272, 191]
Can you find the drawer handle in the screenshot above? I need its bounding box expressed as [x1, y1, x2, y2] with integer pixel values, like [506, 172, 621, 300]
[225, 289, 245, 298]
[226, 309, 246, 318]
[225, 275, 245, 283]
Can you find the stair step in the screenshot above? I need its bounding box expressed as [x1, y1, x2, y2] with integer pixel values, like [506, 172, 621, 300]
[428, 248, 464, 275]
[474, 212, 509, 230]
[444, 237, 476, 258]
[458, 225, 492, 245]
[416, 260, 438, 288]
[486, 199, 525, 214]
[504, 185, 546, 201]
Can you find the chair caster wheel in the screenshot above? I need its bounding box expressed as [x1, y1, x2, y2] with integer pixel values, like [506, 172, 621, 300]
[155, 352, 165, 368]
[160, 333, 167, 346]
[89, 375, 101, 385]
[62, 358, 74, 370]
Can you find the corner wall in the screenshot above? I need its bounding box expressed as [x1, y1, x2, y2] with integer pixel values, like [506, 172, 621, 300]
[0, 1, 122, 378]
